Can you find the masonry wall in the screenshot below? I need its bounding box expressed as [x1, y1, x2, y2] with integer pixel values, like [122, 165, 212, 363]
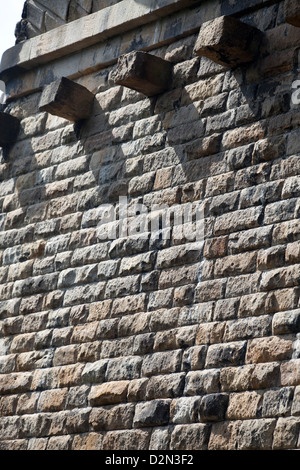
[23, 0, 123, 39]
[0, 0, 300, 450]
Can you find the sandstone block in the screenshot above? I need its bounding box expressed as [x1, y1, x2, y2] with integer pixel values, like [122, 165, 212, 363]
[194, 16, 262, 68]
[208, 421, 240, 450]
[226, 391, 263, 420]
[127, 378, 149, 402]
[141, 350, 182, 378]
[133, 399, 170, 428]
[170, 424, 210, 450]
[37, 389, 68, 412]
[261, 387, 294, 418]
[170, 396, 202, 424]
[220, 363, 280, 392]
[205, 341, 247, 368]
[88, 380, 129, 406]
[199, 393, 229, 422]
[102, 429, 150, 450]
[246, 336, 293, 364]
[280, 359, 300, 386]
[0, 112, 20, 147]
[284, 0, 300, 27]
[145, 373, 185, 400]
[223, 316, 271, 342]
[105, 356, 142, 382]
[90, 403, 135, 431]
[273, 417, 300, 450]
[39, 77, 94, 122]
[81, 359, 108, 384]
[113, 51, 172, 97]
[149, 426, 171, 450]
[272, 309, 300, 335]
[182, 345, 207, 372]
[236, 418, 276, 450]
[184, 369, 220, 396]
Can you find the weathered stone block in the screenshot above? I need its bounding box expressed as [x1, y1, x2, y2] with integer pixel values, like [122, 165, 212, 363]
[102, 429, 151, 450]
[184, 369, 220, 396]
[88, 380, 129, 406]
[90, 403, 135, 431]
[205, 341, 247, 368]
[0, 113, 20, 147]
[199, 393, 229, 422]
[246, 336, 293, 364]
[194, 16, 262, 68]
[133, 399, 170, 428]
[273, 417, 300, 450]
[284, 0, 300, 27]
[272, 309, 300, 335]
[39, 77, 94, 122]
[145, 373, 185, 400]
[170, 424, 210, 450]
[236, 418, 276, 450]
[226, 391, 263, 420]
[113, 51, 172, 96]
[261, 387, 294, 418]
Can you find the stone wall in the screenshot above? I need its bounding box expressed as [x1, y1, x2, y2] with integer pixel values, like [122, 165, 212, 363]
[20, 0, 123, 40]
[0, 0, 300, 451]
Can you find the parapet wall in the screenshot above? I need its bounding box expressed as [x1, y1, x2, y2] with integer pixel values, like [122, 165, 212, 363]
[18, 0, 123, 40]
[0, 0, 300, 451]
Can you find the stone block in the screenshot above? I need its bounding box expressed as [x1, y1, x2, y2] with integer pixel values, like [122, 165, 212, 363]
[236, 419, 276, 450]
[90, 403, 135, 431]
[0, 113, 20, 147]
[194, 16, 262, 68]
[199, 393, 229, 422]
[184, 369, 220, 396]
[170, 424, 210, 450]
[133, 399, 170, 428]
[273, 417, 300, 450]
[205, 341, 247, 368]
[39, 77, 94, 122]
[113, 51, 172, 97]
[226, 391, 263, 420]
[246, 336, 293, 364]
[88, 380, 129, 406]
[284, 0, 300, 27]
[261, 387, 294, 418]
[102, 429, 151, 450]
[272, 309, 300, 335]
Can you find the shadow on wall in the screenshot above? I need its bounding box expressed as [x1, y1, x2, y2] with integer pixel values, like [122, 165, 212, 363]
[1, 9, 297, 309]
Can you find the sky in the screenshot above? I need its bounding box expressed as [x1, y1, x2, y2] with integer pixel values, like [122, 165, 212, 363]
[0, 0, 25, 101]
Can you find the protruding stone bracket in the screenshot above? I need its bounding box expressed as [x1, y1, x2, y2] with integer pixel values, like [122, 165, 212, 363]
[284, 0, 300, 27]
[112, 51, 173, 97]
[0, 112, 20, 148]
[39, 77, 95, 122]
[193, 15, 263, 68]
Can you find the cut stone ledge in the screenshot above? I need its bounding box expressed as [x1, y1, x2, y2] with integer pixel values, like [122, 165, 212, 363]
[112, 51, 173, 97]
[284, 0, 300, 27]
[39, 77, 95, 122]
[0, 112, 20, 147]
[193, 15, 263, 68]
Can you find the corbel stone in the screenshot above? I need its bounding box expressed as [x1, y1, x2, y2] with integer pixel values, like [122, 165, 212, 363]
[39, 77, 94, 122]
[0, 112, 20, 147]
[284, 0, 300, 27]
[194, 15, 263, 68]
[112, 51, 173, 97]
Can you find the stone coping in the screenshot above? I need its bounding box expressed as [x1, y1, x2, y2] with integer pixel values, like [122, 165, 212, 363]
[0, 0, 280, 100]
[0, 0, 199, 81]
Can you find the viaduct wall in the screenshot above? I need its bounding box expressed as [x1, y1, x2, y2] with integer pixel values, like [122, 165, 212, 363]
[0, 0, 300, 450]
